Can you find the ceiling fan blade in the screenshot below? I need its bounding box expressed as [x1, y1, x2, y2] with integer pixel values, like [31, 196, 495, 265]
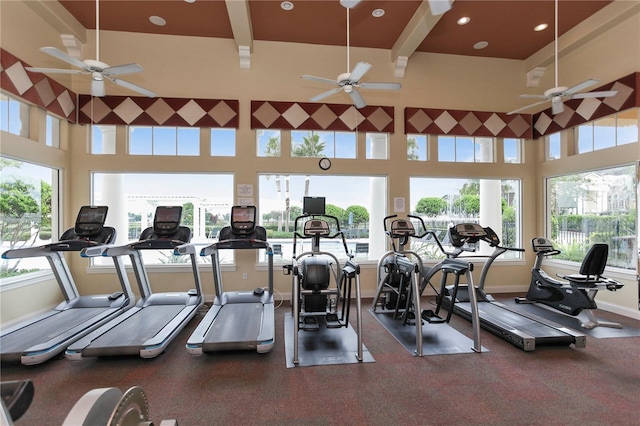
[310, 87, 342, 102]
[348, 62, 372, 83]
[518, 94, 547, 99]
[359, 82, 401, 90]
[349, 89, 367, 109]
[506, 99, 550, 115]
[571, 90, 618, 99]
[103, 63, 144, 77]
[564, 79, 600, 95]
[428, 0, 452, 15]
[39, 46, 88, 70]
[301, 75, 339, 85]
[109, 77, 156, 98]
[91, 79, 106, 97]
[25, 67, 86, 75]
[551, 99, 564, 115]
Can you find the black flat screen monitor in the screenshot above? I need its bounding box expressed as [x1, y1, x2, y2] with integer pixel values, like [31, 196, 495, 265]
[231, 205, 257, 234]
[154, 206, 182, 236]
[303, 197, 325, 215]
[75, 206, 108, 236]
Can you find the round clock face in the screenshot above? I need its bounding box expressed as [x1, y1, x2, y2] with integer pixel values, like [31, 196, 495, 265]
[319, 157, 331, 170]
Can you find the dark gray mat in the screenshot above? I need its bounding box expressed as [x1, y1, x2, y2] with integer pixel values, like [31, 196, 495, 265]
[370, 309, 488, 356]
[283, 313, 375, 368]
[500, 298, 640, 339]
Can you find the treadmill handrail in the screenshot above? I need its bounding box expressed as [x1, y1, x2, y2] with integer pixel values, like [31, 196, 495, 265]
[201, 238, 270, 255]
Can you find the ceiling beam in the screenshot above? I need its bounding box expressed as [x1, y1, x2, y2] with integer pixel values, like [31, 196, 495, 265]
[390, 0, 454, 77]
[225, 0, 253, 69]
[24, 0, 87, 44]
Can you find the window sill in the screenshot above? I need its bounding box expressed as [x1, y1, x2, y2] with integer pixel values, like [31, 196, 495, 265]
[0, 270, 54, 292]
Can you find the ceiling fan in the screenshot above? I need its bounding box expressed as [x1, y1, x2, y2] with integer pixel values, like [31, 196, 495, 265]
[25, 0, 155, 98]
[507, 0, 616, 115]
[301, 3, 402, 109]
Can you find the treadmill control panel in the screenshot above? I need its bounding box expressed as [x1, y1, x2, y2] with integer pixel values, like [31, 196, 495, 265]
[153, 206, 182, 236]
[74, 206, 108, 237]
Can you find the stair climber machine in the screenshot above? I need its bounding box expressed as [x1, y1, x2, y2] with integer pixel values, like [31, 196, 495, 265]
[1, 379, 178, 425]
[438, 223, 587, 351]
[185, 205, 275, 355]
[515, 237, 624, 329]
[0, 206, 135, 365]
[370, 215, 482, 356]
[65, 206, 203, 359]
[284, 197, 363, 365]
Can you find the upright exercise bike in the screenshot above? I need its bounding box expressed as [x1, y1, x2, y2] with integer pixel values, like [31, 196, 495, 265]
[515, 237, 624, 329]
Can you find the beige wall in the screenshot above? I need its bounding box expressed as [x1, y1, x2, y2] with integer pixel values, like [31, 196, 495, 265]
[1, 1, 639, 323]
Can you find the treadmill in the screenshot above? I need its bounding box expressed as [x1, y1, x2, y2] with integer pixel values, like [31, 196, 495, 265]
[186, 205, 275, 355]
[65, 206, 203, 359]
[0, 206, 135, 365]
[438, 223, 587, 351]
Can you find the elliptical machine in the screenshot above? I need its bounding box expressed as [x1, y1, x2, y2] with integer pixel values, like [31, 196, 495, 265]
[284, 197, 363, 365]
[515, 237, 624, 329]
[371, 215, 481, 356]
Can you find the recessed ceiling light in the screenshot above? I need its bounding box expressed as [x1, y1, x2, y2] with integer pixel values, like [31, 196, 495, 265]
[372, 9, 385, 18]
[457, 16, 470, 25]
[473, 41, 489, 50]
[534, 23, 548, 31]
[184, 0, 196, 3]
[149, 15, 166, 26]
[281, 1, 294, 10]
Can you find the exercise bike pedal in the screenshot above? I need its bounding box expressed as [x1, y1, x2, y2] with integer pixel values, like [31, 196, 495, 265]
[421, 310, 445, 324]
[325, 313, 342, 328]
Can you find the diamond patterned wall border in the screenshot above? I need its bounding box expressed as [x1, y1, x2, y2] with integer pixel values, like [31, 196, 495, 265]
[78, 95, 239, 128]
[1, 48, 77, 121]
[404, 107, 533, 139]
[532, 73, 638, 138]
[251, 101, 394, 133]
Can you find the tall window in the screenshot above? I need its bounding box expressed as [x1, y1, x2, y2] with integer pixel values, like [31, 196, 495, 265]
[438, 136, 495, 163]
[546, 164, 636, 270]
[407, 134, 427, 161]
[91, 173, 234, 265]
[45, 114, 60, 148]
[258, 174, 387, 262]
[291, 131, 356, 159]
[410, 177, 522, 259]
[257, 129, 281, 157]
[0, 94, 29, 137]
[129, 126, 199, 156]
[1, 157, 58, 280]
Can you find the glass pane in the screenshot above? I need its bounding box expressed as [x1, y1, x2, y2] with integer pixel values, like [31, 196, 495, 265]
[475, 138, 494, 163]
[593, 117, 616, 151]
[92, 173, 235, 265]
[335, 132, 356, 159]
[0, 94, 29, 137]
[617, 109, 638, 146]
[153, 127, 177, 155]
[92, 125, 116, 154]
[291, 131, 328, 158]
[438, 136, 456, 162]
[0, 93, 8, 132]
[45, 114, 60, 148]
[547, 132, 560, 160]
[407, 134, 426, 161]
[258, 174, 387, 262]
[546, 164, 636, 270]
[410, 177, 522, 259]
[177, 127, 199, 156]
[456, 137, 474, 162]
[257, 129, 281, 157]
[129, 126, 153, 155]
[211, 128, 236, 157]
[1, 158, 57, 279]
[504, 138, 522, 163]
[576, 125, 593, 154]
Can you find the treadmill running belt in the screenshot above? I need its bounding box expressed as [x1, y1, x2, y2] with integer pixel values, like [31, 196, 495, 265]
[1, 308, 113, 357]
[203, 303, 264, 345]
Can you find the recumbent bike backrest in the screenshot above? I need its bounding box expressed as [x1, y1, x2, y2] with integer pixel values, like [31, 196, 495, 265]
[578, 243, 608, 277]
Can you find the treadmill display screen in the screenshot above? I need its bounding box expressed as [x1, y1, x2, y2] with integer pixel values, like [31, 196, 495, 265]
[154, 206, 182, 236]
[75, 206, 108, 236]
[231, 206, 257, 233]
[303, 196, 325, 215]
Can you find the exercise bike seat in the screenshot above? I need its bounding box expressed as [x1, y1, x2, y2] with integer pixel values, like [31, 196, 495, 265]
[556, 243, 608, 286]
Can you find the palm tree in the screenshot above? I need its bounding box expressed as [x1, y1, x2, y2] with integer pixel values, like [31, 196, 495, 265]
[292, 132, 326, 203]
[407, 136, 419, 160]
